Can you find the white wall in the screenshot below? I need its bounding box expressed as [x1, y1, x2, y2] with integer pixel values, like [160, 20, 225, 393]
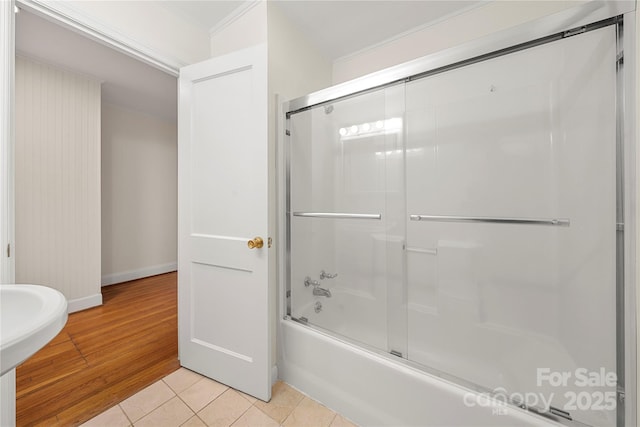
[333, 0, 588, 84]
[267, 3, 332, 102]
[15, 55, 101, 312]
[210, 2, 268, 58]
[267, 0, 333, 380]
[101, 103, 177, 286]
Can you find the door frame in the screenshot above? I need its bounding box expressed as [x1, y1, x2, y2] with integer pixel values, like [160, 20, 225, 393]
[0, 0, 183, 286]
[0, 0, 15, 285]
[14, 0, 182, 76]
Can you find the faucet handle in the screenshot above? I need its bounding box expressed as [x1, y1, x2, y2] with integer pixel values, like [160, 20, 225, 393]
[320, 270, 338, 280]
[304, 276, 320, 287]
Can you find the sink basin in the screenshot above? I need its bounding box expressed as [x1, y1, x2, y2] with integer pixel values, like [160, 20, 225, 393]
[0, 285, 68, 376]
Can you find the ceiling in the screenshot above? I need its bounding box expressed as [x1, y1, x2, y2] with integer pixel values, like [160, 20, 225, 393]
[15, 1, 483, 122]
[157, 0, 482, 60]
[268, 1, 481, 60]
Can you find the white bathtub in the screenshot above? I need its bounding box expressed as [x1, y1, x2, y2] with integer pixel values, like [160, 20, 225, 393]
[277, 319, 562, 427]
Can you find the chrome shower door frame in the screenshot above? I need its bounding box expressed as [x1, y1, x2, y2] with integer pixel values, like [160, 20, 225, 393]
[277, 2, 637, 426]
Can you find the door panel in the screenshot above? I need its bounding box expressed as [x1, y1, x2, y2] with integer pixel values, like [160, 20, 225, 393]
[404, 27, 616, 427]
[178, 44, 270, 401]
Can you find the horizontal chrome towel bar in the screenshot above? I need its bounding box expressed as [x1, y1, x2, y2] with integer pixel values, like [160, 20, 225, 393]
[405, 246, 438, 255]
[293, 212, 382, 220]
[409, 214, 570, 227]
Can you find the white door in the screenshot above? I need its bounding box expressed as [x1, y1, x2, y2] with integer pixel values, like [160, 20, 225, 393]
[177, 44, 271, 401]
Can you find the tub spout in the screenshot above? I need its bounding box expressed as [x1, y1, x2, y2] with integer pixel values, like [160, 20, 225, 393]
[312, 287, 332, 297]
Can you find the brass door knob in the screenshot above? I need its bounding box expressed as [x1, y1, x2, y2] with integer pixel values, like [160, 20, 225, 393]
[247, 237, 264, 249]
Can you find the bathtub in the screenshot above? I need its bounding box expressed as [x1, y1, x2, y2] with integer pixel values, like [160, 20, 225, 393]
[278, 318, 562, 427]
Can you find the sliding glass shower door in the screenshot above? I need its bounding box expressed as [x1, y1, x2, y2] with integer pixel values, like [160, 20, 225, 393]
[289, 85, 407, 353]
[404, 26, 617, 427]
[287, 23, 618, 427]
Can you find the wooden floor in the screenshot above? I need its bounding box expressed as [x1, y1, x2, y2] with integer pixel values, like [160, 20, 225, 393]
[16, 272, 180, 426]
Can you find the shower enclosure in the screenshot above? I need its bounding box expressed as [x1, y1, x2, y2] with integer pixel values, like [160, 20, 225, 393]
[284, 16, 628, 427]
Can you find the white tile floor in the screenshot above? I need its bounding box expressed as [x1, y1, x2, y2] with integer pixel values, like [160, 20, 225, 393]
[81, 368, 358, 427]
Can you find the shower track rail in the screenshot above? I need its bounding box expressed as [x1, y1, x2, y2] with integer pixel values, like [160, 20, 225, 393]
[409, 214, 570, 227]
[293, 212, 382, 220]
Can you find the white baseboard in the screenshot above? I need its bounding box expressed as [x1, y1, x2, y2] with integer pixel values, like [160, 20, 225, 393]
[101, 262, 177, 286]
[67, 293, 103, 313]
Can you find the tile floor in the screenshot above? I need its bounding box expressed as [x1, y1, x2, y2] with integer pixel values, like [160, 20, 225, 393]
[81, 368, 358, 427]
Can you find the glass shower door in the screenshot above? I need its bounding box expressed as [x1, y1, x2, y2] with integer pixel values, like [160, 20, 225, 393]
[286, 19, 619, 427]
[288, 85, 406, 353]
[404, 26, 618, 427]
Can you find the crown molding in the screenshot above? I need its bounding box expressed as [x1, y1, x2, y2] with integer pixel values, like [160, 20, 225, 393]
[209, 0, 261, 37]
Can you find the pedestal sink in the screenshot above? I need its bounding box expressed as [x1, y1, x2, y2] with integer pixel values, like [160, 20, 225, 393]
[1, 284, 68, 376]
[0, 284, 68, 426]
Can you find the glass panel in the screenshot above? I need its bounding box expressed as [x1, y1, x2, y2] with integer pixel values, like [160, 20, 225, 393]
[289, 86, 406, 352]
[404, 26, 617, 427]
